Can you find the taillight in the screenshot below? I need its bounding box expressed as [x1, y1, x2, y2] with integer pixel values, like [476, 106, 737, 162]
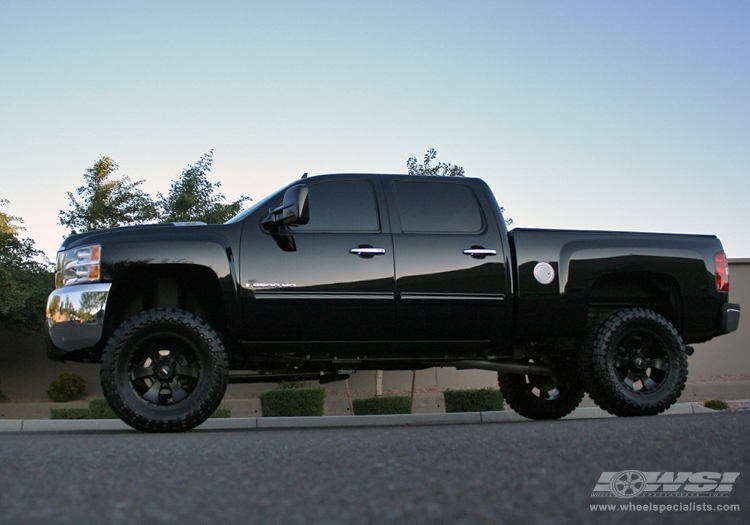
[715, 252, 729, 292]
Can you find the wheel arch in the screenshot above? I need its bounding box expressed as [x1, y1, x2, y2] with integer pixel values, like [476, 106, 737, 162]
[102, 264, 230, 353]
[588, 272, 684, 333]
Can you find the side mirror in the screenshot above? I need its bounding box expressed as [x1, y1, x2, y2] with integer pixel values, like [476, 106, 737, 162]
[281, 185, 309, 225]
[261, 185, 309, 229]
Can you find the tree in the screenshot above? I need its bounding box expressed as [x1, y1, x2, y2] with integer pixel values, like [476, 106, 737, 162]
[0, 197, 54, 329]
[406, 148, 513, 227]
[406, 148, 465, 177]
[157, 151, 250, 224]
[59, 156, 158, 234]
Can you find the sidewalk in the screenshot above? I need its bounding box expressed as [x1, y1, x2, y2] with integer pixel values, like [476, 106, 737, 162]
[1, 381, 747, 433]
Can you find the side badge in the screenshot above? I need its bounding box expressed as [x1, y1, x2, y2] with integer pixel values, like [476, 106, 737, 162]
[533, 262, 555, 285]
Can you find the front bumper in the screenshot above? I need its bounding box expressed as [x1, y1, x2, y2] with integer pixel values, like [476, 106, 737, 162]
[720, 302, 741, 335]
[45, 283, 111, 361]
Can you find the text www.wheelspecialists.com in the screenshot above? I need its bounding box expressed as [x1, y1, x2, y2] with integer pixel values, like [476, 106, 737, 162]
[590, 502, 740, 513]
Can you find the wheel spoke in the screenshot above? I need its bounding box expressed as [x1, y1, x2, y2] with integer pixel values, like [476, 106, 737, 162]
[169, 379, 189, 403]
[166, 339, 191, 361]
[641, 374, 660, 392]
[176, 363, 200, 379]
[636, 333, 653, 352]
[622, 370, 638, 390]
[646, 357, 668, 372]
[614, 356, 630, 368]
[142, 381, 162, 403]
[131, 366, 154, 380]
[140, 339, 162, 362]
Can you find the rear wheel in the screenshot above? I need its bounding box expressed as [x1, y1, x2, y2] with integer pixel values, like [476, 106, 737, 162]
[100, 308, 229, 432]
[498, 357, 584, 420]
[581, 308, 687, 417]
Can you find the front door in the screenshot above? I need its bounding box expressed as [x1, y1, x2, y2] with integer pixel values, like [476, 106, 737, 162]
[239, 177, 395, 346]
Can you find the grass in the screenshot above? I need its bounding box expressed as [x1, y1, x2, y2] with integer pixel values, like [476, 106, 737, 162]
[703, 399, 729, 410]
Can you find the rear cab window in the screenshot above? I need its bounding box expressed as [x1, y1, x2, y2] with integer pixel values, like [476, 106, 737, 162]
[393, 180, 484, 233]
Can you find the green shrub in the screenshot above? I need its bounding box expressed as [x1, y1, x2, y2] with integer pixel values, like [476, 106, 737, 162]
[443, 388, 504, 413]
[47, 373, 87, 402]
[211, 407, 231, 418]
[703, 399, 729, 411]
[50, 408, 89, 419]
[88, 398, 118, 419]
[353, 396, 411, 415]
[260, 388, 325, 417]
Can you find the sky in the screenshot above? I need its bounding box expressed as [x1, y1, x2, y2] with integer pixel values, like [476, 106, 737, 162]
[1, 0, 748, 260]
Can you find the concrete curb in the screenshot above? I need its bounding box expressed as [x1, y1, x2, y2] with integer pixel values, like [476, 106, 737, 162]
[20, 419, 131, 432]
[0, 402, 729, 433]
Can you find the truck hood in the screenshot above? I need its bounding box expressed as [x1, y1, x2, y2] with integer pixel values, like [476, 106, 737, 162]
[59, 222, 209, 251]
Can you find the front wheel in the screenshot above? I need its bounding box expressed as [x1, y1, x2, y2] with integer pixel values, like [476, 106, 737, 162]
[581, 308, 687, 417]
[100, 308, 229, 432]
[498, 358, 584, 420]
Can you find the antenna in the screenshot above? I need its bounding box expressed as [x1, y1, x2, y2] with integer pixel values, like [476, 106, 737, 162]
[301, 172, 308, 179]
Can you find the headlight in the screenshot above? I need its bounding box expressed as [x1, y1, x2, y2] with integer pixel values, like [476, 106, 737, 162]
[55, 245, 102, 288]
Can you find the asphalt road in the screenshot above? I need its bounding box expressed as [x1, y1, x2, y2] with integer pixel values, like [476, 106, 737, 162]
[1, 412, 748, 525]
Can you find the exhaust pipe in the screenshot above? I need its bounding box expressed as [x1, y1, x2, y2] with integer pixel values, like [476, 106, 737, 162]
[446, 360, 553, 376]
[228, 371, 347, 384]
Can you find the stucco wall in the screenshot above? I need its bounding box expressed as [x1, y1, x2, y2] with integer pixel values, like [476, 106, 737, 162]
[687, 260, 749, 376]
[0, 328, 101, 401]
[1, 261, 746, 400]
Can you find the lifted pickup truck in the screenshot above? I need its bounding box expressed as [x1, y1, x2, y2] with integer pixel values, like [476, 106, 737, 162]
[45, 173, 740, 432]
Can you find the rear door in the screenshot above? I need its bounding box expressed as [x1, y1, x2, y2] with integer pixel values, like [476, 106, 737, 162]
[386, 177, 509, 347]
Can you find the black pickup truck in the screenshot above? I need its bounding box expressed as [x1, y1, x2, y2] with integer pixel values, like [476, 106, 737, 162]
[45, 173, 740, 432]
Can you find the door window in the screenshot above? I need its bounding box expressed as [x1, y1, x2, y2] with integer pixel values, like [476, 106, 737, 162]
[292, 180, 379, 232]
[394, 181, 483, 233]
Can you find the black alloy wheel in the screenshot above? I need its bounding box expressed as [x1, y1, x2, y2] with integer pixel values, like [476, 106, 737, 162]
[498, 357, 584, 420]
[101, 308, 228, 432]
[581, 308, 687, 417]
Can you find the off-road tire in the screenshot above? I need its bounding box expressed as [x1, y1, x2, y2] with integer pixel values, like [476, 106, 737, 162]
[581, 308, 687, 417]
[100, 308, 229, 432]
[498, 357, 584, 420]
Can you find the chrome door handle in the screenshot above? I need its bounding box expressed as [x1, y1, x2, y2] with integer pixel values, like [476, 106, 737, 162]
[350, 247, 386, 256]
[462, 248, 497, 258]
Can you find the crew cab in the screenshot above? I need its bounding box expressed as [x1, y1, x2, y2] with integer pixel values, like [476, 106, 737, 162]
[45, 173, 741, 431]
